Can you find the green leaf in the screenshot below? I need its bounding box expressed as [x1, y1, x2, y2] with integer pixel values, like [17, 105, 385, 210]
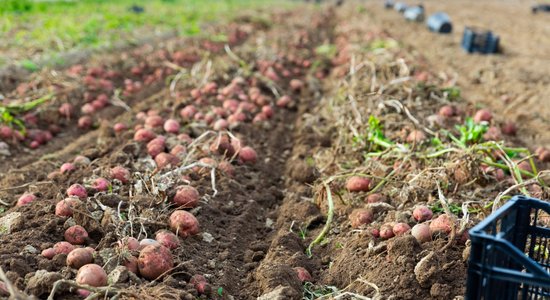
[217, 287, 223, 296]
[20, 59, 38, 72]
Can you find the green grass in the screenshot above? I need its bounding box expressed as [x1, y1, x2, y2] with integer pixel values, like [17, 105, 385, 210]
[0, 0, 289, 68]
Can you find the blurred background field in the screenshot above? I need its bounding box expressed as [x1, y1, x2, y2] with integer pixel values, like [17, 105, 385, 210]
[0, 0, 284, 69]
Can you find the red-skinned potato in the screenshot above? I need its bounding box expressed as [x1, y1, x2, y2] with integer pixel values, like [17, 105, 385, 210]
[366, 193, 386, 203]
[169, 210, 199, 238]
[345, 176, 370, 192]
[55, 197, 81, 217]
[501, 122, 517, 136]
[67, 248, 94, 269]
[173, 186, 200, 208]
[76, 264, 108, 287]
[392, 223, 411, 236]
[42, 248, 56, 259]
[67, 184, 87, 199]
[60, 163, 76, 174]
[379, 224, 395, 239]
[473, 109, 492, 123]
[155, 153, 179, 170]
[190, 275, 209, 294]
[54, 241, 76, 255]
[123, 255, 139, 274]
[163, 119, 180, 134]
[16, 193, 36, 206]
[139, 239, 160, 250]
[144, 115, 164, 128]
[349, 208, 374, 228]
[113, 123, 128, 133]
[138, 244, 174, 280]
[110, 166, 131, 184]
[412, 205, 433, 222]
[293, 267, 312, 282]
[65, 225, 89, 245]
[238, 146, 257, 164]
[218, 161, 235, 177]
[155, 230, 180, 250]
[438, 105, 455, 117]
[406, 130, 426, 143]
[78, 116, 93, 129]
[118, 237, 140, 251]
[134, 128, 156, 143]
[411, 224, 431, 243]
[93, 178, 110, 192]
[430, 214, 453, 234]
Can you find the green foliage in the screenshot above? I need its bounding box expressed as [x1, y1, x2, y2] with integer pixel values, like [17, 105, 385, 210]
[302, 282, 338, 300]
[456, 117, 488, 146]
[360, 115, 394, 150]
[442, 86, 461, 100]
[315, 44, 337, 58]
[368, 39, 398, 50]
[0, 94, 53, 132]
[430, 202, 462, 216]
[20, 59, 38, 72]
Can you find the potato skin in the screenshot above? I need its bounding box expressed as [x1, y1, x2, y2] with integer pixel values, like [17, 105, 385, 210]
[169, 210, 199, 238]
[76, 264, 107, 287]
[64, 225, 89, 245]
[67, 248, 93, 269]
[345, 176, 371, 192]
[138, 245, 174, 280]
[155, 230, 180, 250]
[349, 208, 374, 228]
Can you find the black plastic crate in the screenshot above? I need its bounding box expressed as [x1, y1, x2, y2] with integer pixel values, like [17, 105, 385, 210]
[466, 195, 550, 300]
[461, 27, 499, 54]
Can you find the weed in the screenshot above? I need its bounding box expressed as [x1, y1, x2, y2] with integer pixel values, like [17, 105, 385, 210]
[302, 282, 338, 300]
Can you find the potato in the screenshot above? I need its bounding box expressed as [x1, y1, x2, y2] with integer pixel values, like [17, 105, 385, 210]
[345, 176, 371, 192]
[180, 105, 198, 119]
[392, 223, 411, 236]
[173, 186, 200, 208]
[73, 155, 91, 166]
[67, 248, 94, 269]
[190, 275, 209, 294]
[155, 153, 179, 170]
[293, 267, 312, 282]
[169, 210, 200, 238]
[379, 224, 395, 239]
[406, 130, 426, 143]
[213, 119, 229, 131]
[42, 248, 56, 259]
[113, 123, 128, 133]
[276, 95, 292, 108]
[65, 225, 89, 245]
[138, 245, 174, 280]
[155, 230, 180, 250]
[134, 128, 156, 142]
[54, 241, 76, 255]
[110, 166, 131, 184]
[473, 109, 492, 123]
[412, 205, 433, 222]
[411, 224, 431, 243]
[238, 146, 257, 164]
[163, 119, 180, 134]
[430, 214, 453, 234]
[92, 178, 110, 192]
[366, 193, 386, 203]
[78, 116, 93, 129]
[60, 163, 76, 174]
[218, 161, 235, 177]
[145, 115, 164, 128]
[118, 237, 140, 251]
[438, 105, 455, 117]
[349, 208, 374, 228]
[123, 255, 139, 274]
[501, 122, 517, 136]
[55, 197, 81, 217]
[16, 193, 36, 206]
[139, 239, 160, 250]
[76, 264, 107, 287]
[66, 184, 87, 199]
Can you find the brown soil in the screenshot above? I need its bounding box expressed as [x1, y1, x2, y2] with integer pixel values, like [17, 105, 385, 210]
[1, 1, 548, 300]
